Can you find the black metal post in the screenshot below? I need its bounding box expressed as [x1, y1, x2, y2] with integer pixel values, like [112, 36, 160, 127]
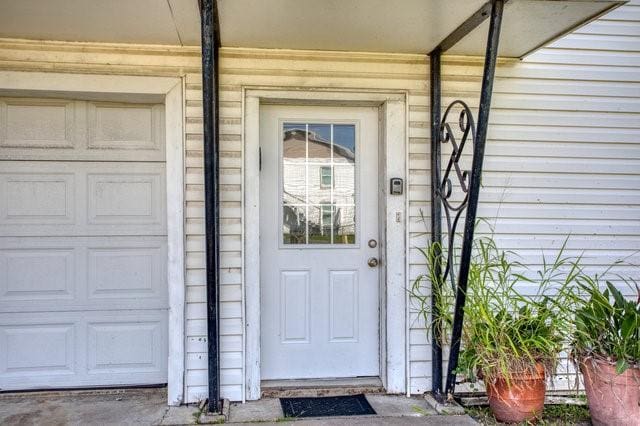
[200, 0, 221, 413]
[429, 48, 444, 400]
[444, 0, 504, 399]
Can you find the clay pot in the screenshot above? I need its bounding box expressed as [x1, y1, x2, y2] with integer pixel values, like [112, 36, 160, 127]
[580, 357, 640, 426]
[485, 363, 546, 423]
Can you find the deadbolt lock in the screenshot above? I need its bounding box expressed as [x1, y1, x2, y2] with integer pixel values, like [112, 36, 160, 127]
[368, 239, 377, 248]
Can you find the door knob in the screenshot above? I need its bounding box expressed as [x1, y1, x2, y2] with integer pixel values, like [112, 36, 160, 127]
[367, 257, 379, 267]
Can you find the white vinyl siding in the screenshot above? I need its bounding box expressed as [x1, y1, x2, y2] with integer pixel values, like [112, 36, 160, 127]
[0, 38, 203, 400]
[209, 49, 427, 402]
[408, 0, 640, 394]
[0, 0, 638, 403]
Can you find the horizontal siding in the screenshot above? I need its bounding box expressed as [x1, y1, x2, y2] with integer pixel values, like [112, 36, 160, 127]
[408, 0, 640, 394]
[1, 0, 638, 403]
[184, 65, 245, 402]
[206, 49, 427, 402]
[0, 39, 203, 401]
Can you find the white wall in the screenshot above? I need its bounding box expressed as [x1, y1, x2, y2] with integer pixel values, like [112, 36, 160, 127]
[1, 0, 638, 403]
[408, 0, 640, 393]
[0, 38, 200, 403]
[197, 49, 426, 402]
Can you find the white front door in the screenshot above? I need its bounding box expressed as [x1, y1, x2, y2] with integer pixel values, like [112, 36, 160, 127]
[260, 105, 380, 380]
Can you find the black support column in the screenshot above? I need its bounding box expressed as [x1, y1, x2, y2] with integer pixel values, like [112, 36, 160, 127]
[444, 0, 505, 399]
[200, 0, 221, 413]
[429, 48, 443, 399]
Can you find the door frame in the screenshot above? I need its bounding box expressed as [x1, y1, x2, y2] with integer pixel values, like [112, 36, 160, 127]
[0, 71, 186, 405]
[243, 88, 408, 400]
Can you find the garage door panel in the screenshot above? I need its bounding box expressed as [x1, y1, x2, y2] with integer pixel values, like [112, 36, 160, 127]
[0, 162, 166, 237]
[87, 244, 166, 302]
[0, 98, 165, 162]
[0, 236, 167, 312]
[0, 322, 76, 377]
[88, 171, 165, 226]
[0, 94, 169, 390]
[0, 248, 76, 302]
[0, 98, 76, 150]
[0, 311, 167, 390]
[87, 319, 165, 374]
[88, 102, 164, 152]
[0, 172, 76, 225]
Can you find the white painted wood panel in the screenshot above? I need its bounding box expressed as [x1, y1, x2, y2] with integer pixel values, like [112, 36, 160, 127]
[0, 310, 167, 389]
[0, 98, 165, 162]
[0, 94, 169, 391]
[259, 105, 381, 382]
[0, 162, 166, 236]
[0, 41, 192, 402]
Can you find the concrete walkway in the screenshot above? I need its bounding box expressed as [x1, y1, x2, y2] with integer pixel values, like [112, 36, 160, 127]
[225, 394, 477, 425]
[0, 388, 198, 426]
[0, 387, 478, 425]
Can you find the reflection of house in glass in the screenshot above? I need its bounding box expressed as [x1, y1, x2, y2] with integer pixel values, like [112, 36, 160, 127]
[281, 123, 356, 244]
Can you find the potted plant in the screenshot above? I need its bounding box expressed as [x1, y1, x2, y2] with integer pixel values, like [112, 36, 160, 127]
[411, 235, 575, 423]
[456, 237, 573, 423]
[568, 271, 640, 426]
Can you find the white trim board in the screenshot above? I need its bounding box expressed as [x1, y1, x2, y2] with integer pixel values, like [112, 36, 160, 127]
[243, 88, 408, 400]
[0, 71, 186, 406]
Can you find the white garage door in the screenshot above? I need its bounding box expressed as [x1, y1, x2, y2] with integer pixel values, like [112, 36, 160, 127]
[0, 97, 169, 390]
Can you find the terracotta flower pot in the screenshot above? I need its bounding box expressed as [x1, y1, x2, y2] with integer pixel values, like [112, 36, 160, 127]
[580, 357, 640, 426]
[485, 363, 546, 423]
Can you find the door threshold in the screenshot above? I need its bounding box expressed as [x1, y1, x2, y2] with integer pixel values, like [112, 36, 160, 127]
[261, 376, 384, 398]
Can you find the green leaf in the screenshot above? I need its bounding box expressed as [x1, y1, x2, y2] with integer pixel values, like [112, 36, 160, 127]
[615, 359, 628, 375]
[607, 281, 626, 308]
[621, 315, 636, 341]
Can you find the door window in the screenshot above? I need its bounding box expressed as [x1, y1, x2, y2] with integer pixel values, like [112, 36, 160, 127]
[282, 122, 356, 245]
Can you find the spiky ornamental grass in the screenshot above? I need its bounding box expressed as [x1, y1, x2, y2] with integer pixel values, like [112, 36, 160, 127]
[457, 237, 579, 385]
[411, 235, 579, 386]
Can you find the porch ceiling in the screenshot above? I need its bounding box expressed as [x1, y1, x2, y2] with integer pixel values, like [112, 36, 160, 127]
[218, 0, 625, 58]
[0, 0, 201, 46]
[0, 0, 624, 57]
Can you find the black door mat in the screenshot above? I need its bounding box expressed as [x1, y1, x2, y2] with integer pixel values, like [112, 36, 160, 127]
[280, 394, 376, 418]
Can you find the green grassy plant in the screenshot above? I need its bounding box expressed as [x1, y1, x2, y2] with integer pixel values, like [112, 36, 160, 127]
[412, 232, 579, 386]
[565, 268, 640, 373]
[457, 236, 576, 384]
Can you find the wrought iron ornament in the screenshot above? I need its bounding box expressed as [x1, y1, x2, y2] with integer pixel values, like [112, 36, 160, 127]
[438, 100, 476, 290]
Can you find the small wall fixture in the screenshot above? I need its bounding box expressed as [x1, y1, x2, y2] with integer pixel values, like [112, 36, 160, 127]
[390, 178, 403, 195]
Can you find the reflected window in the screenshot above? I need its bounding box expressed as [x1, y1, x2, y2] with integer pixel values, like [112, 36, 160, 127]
[320, 166, 332, 188]
[281, 122, 356, 245]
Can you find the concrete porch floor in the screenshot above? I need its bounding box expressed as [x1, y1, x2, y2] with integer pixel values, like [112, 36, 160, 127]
[0, 387, 478, 425]
[225, 393, 477, 425]
[0, 387, 198, 426]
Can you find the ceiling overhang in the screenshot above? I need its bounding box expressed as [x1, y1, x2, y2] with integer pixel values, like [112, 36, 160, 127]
[0, 0, 627, 58]
[217, 0, 626, 58]
[0, 0, 201, 46]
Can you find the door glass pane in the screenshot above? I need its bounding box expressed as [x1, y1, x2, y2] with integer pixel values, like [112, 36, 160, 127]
[333, 124, 356, 164]
[332, 165, 355, 205]
[308, 124, 332, 165]
[333, 205, 356, 244]
[281, 122, 356, 246]
[283, 205, 306, 244]
[308, 204, 333, 244]
[282, 123, 307, 205]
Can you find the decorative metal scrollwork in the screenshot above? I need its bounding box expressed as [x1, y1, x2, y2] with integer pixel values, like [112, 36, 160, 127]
[438, 100, 476, 290]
